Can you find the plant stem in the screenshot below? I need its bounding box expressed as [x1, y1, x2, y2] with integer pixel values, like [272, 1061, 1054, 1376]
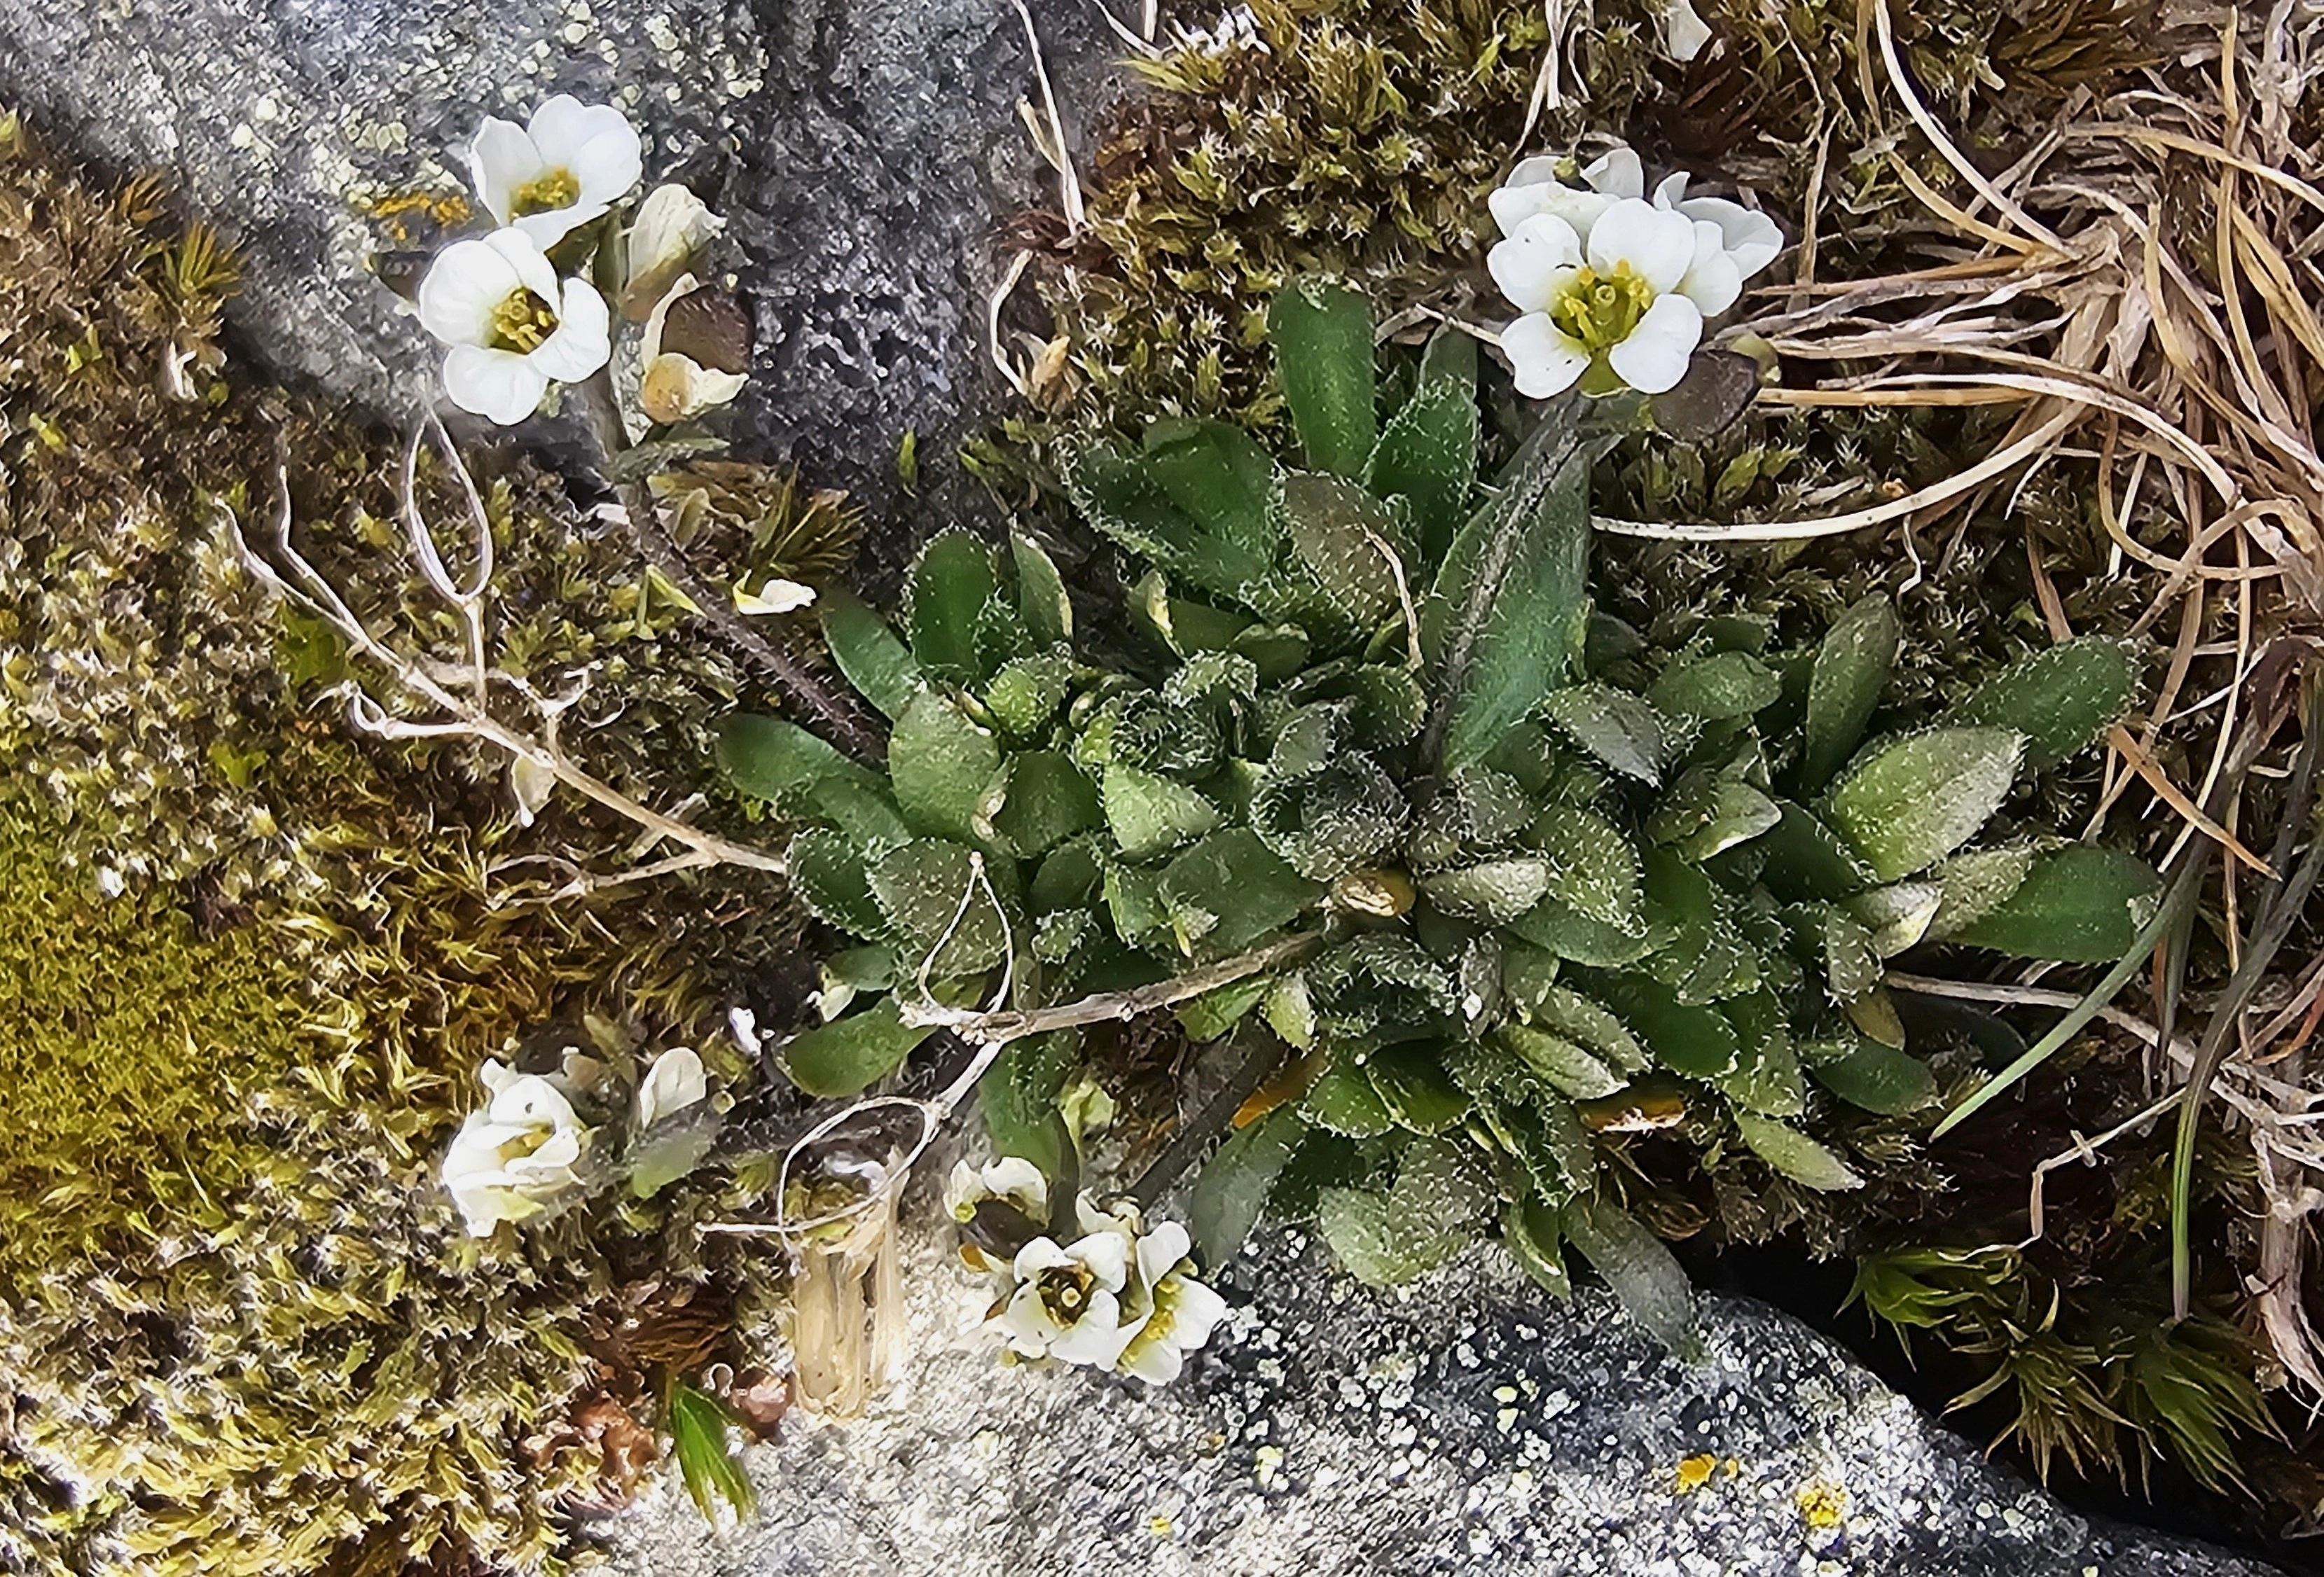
[1125, 1028, 1287, 1211]
[577, 370, 886, 763]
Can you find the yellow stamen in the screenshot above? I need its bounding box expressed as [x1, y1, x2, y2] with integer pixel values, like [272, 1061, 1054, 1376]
[489, 289, 560, 354]
[1549, 263, 1655, 355]
[509, 167, 581, 216]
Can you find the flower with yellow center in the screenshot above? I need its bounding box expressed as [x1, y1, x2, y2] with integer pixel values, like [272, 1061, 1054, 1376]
[992, 1223, 1141, 1369]
[417, 227, 612, 424]
[467, 94, 642, 249]
[439, 1060, 593, 1236]
[1488, 149, 1784, 398]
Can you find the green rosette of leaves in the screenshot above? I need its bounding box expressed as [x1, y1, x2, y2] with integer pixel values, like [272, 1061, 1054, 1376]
[718, 282, 2150, 1353]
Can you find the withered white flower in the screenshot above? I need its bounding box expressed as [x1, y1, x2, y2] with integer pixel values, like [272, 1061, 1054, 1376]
[468, 94, 642, 249]
[1114, 1220, 1229, 1385]
[624, 182, 726, 317]
[638, 273, 749, 424]
[946, 1155, 1051, 1224]
[1488, 148, 1782, 398]
[948, 1155, 1052, 1274]
[509, 751, 557, 826]
[417, 228, 611, 424]
[440, 1060, 592, 1236]
[635, 1045, 708, 1130]
[733, 577, 817, 616]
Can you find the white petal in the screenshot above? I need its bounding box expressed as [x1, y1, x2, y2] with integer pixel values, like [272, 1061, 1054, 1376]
[945, 1160, 983, 1220]
[1164, 1274, 1230, 1349]
[1500, 314, 1591, 399]
[466, 117, 543, 225]
[1137, 1222, 1194, 1285]
[443, 346, 551, 424]
[568, 124, 645, 205]
[416, 239, 519, 345]
[509, 752, 556, 826]
[1583, 146, 1645, 199]
[1652, 171, 1692, 209]
[1012, 1237, 1077, 1279]
[525, 96, 623, 163]
[1607, 294, 1705, 394]
[983, 1156, 1050, 1215]
[1049, 1290, 1140, 1368]
[1486, 214, 1584, 314]
[511, 207, 593, 249]
[640, 356, 748, 425]
[487, 1073, 576, 1127]
[530, 277, 613, 382]
[637, 1046, 707, 1130]
[1680, 195, 1784, 277]
[1660, 0, 1713, 60]
[1502, 154, 1565, 190]
[483, 227, 562, 307]
[1586, 199, 1699, 294]
[1067, 1228, 1131, 1293]
[1675, 220, 1744, 316]
[1074, 1190, 1139, 1241]
[478, 1059, 521, 1097]
[997, 1281, 1067, 1353]
[1491, 183, 1614, 244]
[1119, 1333, 1186, 1384]
[520, 1126, 583, 1172]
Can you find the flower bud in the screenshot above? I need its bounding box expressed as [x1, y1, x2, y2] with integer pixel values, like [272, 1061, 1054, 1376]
[623, 183, 726, 319]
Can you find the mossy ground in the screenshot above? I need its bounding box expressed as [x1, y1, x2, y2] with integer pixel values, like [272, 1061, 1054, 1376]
[0, 114, 803, 1577]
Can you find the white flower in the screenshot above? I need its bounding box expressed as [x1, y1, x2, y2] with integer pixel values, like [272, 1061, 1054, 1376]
[733, 577, 817, 616]
[417, 228, 611, 424]
[947, 1155, 1052, 1274]
[1486, 150, 1783, 398]
[636, 1045, 708, 1130]
[946, 1155, 1051, 1224]
[624, 182, 726, 317]
[467, 95, 642, 249]
[992, 1225, 1142, 1368]
[638, 273, 749, 424]
[440, 1060, 592, 1236]
[1114, 1221, 1230, 1385]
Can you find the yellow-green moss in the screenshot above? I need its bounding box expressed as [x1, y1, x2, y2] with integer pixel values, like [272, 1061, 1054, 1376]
[0, 793, 327, 1286]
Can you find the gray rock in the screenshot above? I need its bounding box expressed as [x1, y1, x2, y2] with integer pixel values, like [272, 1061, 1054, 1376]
[600, 1209, 2281, 1577]
[0, 0, 1110, 548]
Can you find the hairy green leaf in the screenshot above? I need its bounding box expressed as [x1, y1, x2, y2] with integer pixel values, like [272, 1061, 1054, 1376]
[1192, 1106, 1305, 1270]
[1366, 328, 1479, 562]
[907, 531, 1000, 684]
[819, 585, 922, 718]
[1562, 1196, 1701, 1359]
[1734, 1112, 1865, 1191]
[1953, 637, 2139, 773]
[888, 689, 1004, 845]
[1799, 595, 1900, 790]
[781, 998, 937, 1097]
[1825, 727, 2025, 881]
[1268, 280, 1376, 478]
[1949, 844, 2164, 961]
